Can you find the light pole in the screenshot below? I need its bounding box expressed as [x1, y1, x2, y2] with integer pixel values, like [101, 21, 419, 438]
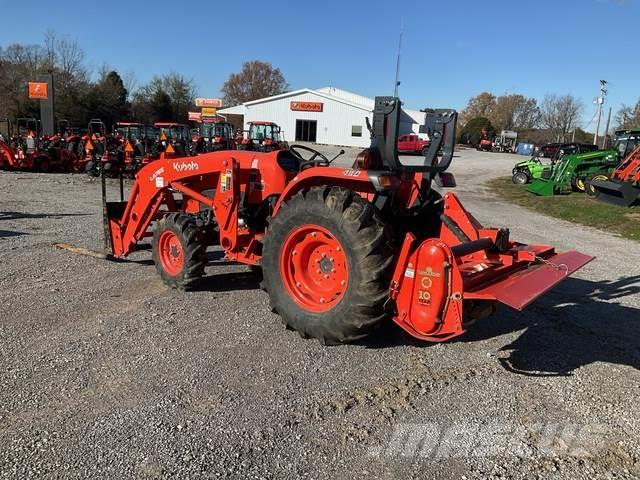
[593, 80, 607, 146]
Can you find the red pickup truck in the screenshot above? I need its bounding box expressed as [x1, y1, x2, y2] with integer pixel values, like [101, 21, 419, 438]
[397, 133, 430, 155]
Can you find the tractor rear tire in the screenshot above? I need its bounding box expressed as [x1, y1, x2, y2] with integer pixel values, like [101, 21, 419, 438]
[152, 213, 206, 290]
[261, 186, 393, 345]
[512, 171, 529, 185]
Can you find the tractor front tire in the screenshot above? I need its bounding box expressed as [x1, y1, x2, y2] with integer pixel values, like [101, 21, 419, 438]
[571, 176, 586, 192]
[261, 186, 393, 345]
[152, 213, 206, 290]
[585, 174, 608, 197]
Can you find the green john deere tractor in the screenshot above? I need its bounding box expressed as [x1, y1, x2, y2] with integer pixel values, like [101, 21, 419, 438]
[527, 138, 619, 196]
[512, 143, 598, 185]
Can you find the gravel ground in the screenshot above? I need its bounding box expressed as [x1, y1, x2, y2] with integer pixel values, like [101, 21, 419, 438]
[0, 147, 638, 479]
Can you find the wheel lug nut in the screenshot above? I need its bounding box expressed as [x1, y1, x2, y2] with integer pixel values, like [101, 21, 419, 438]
[324, 275, 329, 279]
[341, 280, 346, 286]
[296, 282, 301, 287]
[292, 251, 297, 256]
[320, 298, 325, 303]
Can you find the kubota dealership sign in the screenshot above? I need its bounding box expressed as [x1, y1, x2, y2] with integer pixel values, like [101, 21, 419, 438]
[290, 101, 323, 112]
[28, 82, 48, 99]
[195, 98, 222, 108]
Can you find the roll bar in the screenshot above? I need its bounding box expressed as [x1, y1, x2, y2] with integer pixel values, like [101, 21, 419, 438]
[370, 96, 457, 174]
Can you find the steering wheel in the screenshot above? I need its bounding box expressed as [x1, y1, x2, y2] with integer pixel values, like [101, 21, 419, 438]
[289, 144, 331, 170]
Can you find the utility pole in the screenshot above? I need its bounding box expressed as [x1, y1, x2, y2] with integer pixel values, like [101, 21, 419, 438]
[593, 79, 607, 146]
[393, 19, 403, 97]
[602, 106, 612, 149]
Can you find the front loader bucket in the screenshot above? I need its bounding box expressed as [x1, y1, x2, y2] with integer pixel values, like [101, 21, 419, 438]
[527, 178, 556, 196]
[592, 178, 640, 207]
[101, 168, 127, 254]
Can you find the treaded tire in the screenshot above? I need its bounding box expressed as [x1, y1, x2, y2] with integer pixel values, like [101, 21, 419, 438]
[261, 186, 393, 345]
[152, 213, 206, 290]
[512, 171, 529, 185]
[585, 174, 608, 197]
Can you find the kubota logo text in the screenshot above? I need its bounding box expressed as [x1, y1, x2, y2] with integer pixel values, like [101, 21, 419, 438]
[172, 161, 199, 172]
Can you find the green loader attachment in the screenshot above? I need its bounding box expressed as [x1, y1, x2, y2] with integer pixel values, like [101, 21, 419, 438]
[527, 149, 618, 196]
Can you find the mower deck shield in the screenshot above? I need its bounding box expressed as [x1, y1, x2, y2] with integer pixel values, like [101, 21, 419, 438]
[463, 250, 593, 310]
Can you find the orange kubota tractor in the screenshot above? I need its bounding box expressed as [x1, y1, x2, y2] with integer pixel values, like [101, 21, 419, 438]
[591, 143, 640, 206]
[239, 121, 289, 152]
[101, 96, 593, 344]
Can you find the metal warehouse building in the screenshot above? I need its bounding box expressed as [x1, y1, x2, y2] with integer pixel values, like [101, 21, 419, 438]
[219, 87, 426, 148]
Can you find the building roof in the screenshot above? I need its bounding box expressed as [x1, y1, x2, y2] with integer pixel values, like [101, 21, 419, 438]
[219, 86, 425, 124]
[220, 87, 378, 114]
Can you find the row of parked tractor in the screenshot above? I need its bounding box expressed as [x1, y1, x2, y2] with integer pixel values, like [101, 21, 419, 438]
[510, 128, 640, 206]
[0, 117, 289, 177]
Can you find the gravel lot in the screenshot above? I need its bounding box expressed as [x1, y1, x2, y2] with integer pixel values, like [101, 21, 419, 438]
[0, 147, 638, 479]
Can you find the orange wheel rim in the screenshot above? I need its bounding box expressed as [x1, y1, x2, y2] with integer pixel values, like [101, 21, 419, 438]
[280, 225, 349, 313]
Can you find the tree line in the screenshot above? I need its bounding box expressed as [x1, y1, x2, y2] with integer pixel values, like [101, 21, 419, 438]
[0, 32, 288, 132]
[457, 90, 639, 146]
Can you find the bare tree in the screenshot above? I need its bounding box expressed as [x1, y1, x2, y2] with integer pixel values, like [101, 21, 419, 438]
[222, 60, 288, 106]
[493, 94, 540, 131]
[615, 100, 640, 129]
[121, 69, 138, 101]
[540, 94, 584, 142]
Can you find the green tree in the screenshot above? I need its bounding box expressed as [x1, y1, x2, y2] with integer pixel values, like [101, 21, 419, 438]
[82, 70, 130, 129]
[459, 117, 496, 146]
[132, 73, 196, 123]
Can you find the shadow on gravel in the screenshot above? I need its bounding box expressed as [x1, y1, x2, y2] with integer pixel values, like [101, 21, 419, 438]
[0, 211, 90, 221]
[194, 270, 260, 292]
[0, 229, 28, 238]
[464, 275, 640, 376]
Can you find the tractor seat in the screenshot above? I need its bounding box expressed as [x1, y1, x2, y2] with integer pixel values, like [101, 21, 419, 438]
[275, 150, 300, 172]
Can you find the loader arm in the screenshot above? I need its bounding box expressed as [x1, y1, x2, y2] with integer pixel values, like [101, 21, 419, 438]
[104, 155, 237, 257]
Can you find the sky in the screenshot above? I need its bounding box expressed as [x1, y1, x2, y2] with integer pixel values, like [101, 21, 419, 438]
[1, 0, 638, 128]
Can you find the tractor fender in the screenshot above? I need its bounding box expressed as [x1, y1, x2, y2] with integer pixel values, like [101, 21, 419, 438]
[273, 167, 380, 215]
